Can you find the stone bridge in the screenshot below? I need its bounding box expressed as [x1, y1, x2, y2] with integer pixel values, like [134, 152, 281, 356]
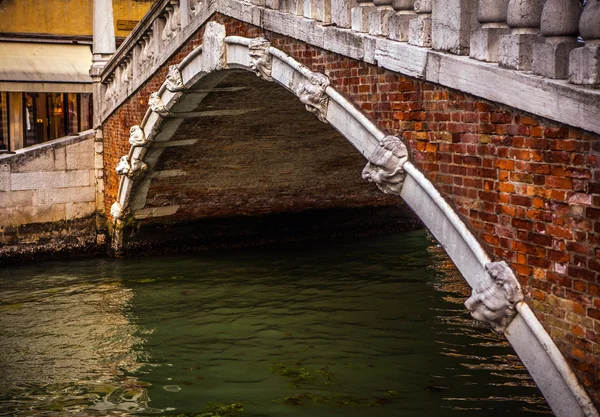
[1, 0, 600, 415]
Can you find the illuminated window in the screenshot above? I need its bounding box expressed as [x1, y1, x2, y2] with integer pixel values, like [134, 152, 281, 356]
[0, 92, 8, 151]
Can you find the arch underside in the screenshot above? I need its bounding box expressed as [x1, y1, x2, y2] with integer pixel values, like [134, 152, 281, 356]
[106, 23, 599, 417]
[122, 69, 412, 248]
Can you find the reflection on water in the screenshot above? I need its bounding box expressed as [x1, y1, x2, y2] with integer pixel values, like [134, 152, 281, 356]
[0, 230, 552, 416]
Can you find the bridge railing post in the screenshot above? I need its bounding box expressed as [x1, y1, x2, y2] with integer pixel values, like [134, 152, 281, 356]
[303, 0, 332, 23]
[387, 0, 415, 42]
[469, 0, 510, 62]
[369, 0, 394, 36]
[180, 0, 190, 26]
[531, 0, 582, 79]
[569, 0, 600, 87]
[279, 0, 303, 15]
[431, 0, 477, 55]
[498, 0, 544, 70]
[331, 0, 356, 28]
[351, 0, 378, 33]
[407, 0, 432, 47]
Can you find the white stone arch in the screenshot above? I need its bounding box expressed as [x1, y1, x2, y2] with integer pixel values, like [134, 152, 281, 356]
[108, 21, 598, 417]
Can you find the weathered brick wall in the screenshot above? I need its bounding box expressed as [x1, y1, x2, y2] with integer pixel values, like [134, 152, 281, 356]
[103, 14, 600, 404]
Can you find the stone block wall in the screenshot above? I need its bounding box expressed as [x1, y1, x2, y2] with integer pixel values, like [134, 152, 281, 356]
[0, 132, 100, 263]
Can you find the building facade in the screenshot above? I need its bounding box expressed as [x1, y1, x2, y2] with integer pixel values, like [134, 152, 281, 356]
[0, 0, 154, 152]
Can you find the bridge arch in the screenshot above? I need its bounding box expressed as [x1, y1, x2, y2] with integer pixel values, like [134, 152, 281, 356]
[106, 21, 597, 417]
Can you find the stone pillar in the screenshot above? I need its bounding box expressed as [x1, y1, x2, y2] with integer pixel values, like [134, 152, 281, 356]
[532, 0, 581, 78]
[352, 0, 377, 32]
[498, 0, 544, 70]
[470, 0, 511, 61]
[332, 0, 357, 27]
[408, 0, 432, 47]
[569, 0, 600, 87]
[369, 0, 395, 36]
[92, 0, 116, 61]
[431, 0, 477, 55]
[388, 0, 415, 41]
[90, 0, 116, 128]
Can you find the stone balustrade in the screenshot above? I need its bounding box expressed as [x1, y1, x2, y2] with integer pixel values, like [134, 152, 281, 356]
[99, 0, 600, 132]
[99, 0, 217, 119]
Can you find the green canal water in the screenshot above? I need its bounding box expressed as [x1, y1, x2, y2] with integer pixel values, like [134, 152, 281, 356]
[0, 230, 552, 416]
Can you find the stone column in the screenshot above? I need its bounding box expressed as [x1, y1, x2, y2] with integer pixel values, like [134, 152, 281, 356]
[408, 0, 432, 47]
[432, 0, 477, 55]
[90, 0, 116, 128]
[388, 0, 415, 41]
[569, 0, 600, 87]
[369, 0, 395, 36]
[470, 0, 511, 61]
[352, 0, 377, 32]
[498, 0, 544, 70]
[532, 0, 581, 78]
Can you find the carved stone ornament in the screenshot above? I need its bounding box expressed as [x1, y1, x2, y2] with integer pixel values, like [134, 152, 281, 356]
[248, 38, 273, 81]
[361, 136, 409, 195]
[297, 73, 330, 123]
[115, 155, 147, 179]
[129, 125, 148, 147]
[115, 155, 132, 176]
[110, 202, 125, 220]
[465, 261, 524, 333]
[149, 92, 169, 116]
[165, 64, 186, 92]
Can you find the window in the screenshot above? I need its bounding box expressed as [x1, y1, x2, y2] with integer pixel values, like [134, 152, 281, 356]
[0, 92, 8, 151]
[21, 92, 92, 148]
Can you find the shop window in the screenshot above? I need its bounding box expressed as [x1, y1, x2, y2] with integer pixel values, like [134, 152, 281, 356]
[0, 92, 8, 151]
[67, 93, 79, 135]
[24, 93, 43, 146]
[80, 93, 92, 131]
[22, 92, 91, 148]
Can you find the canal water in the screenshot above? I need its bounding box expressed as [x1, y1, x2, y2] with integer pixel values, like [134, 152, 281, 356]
[0, 230, 552, 416]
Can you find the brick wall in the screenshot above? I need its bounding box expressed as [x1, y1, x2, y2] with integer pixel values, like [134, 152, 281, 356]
[102, 14, 600, 405]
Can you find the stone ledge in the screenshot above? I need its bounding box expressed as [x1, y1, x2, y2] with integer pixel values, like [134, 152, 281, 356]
[0, 130, 95, 166]
[223, 1, 600, 135]
[99, 1, 600, 134]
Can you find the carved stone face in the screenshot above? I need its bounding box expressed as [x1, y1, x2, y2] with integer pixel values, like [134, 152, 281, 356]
[129, 157, 148, 178]
[115, 156, 131, 176]
[110, 202, 124, 219]
[248, 38, 272, 81]
[149, 92, 168, 115]
[166, 65, 185, 92]
[129, 126, 146, 146]
[464, 261, 523, 333]
[361, 136, 408, 195]
[465, 283, 512, 331]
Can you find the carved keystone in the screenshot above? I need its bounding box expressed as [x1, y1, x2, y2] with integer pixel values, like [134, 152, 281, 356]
[110, 202, 125, 220]
[362, 136, 408, 195]
[165, 64, 186, 92]
[149, 92, 170, 116]
[465, 261, 524, 333]
[129, 125, 148, 147]
[115, 155, 147, 179]
[248, 38, 273, 81]
[297, 73, 330, 123]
